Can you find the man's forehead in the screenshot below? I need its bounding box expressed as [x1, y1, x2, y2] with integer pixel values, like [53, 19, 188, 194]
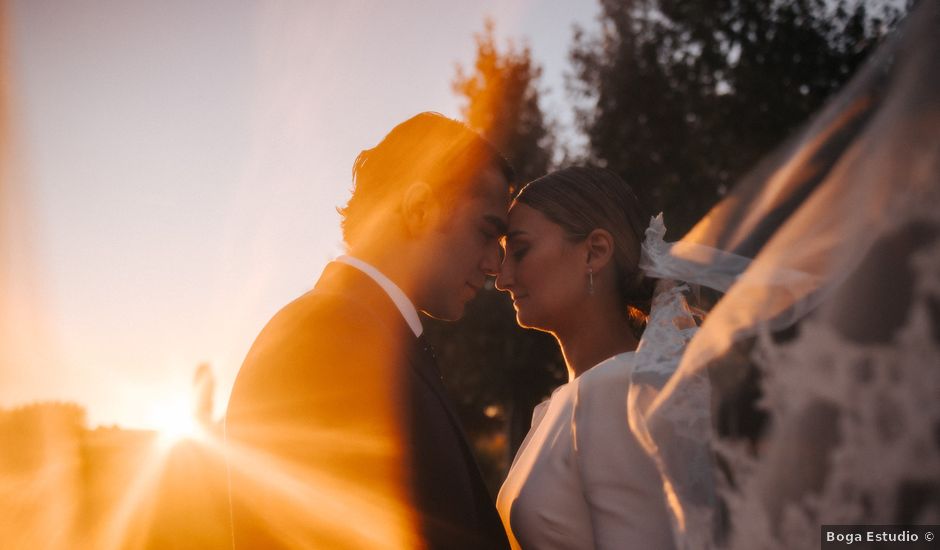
[481, 213, 508, 234]
[475, 168, 512, 199]
[468, 166, 510, 219]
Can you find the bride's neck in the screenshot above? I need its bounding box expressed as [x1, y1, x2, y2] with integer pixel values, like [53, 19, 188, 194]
[556, 304, 638, 381]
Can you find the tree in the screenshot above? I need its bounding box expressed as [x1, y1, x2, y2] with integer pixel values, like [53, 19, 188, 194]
[452, 19, 556, 183]
[569, 0, 909, 237]
[422, 21, 564, 493]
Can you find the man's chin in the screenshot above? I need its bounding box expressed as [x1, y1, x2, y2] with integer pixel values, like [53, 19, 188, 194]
[421, 303, 466, 323]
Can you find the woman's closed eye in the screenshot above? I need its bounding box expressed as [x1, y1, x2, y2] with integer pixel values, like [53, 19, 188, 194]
[510, 246, 528, 261]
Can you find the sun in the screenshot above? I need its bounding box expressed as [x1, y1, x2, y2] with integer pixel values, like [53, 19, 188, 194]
[152, 395, 205, 446]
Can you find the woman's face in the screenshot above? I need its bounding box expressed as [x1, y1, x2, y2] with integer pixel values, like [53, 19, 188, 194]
[495, 203, 587, 332]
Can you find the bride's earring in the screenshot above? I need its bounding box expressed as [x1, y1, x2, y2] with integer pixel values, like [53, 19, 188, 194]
[588, 267, 595, 295]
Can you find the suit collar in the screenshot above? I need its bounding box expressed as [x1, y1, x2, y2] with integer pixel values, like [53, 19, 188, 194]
[333, 255, 423, 337]
[317, 262, 469, 453]
[317, 262, 499, 535]
[315, 262, 414, 338]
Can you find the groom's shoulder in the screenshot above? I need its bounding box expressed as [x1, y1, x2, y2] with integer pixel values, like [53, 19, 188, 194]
[228, 286, 399, 413]
[256, 286, 384, 353]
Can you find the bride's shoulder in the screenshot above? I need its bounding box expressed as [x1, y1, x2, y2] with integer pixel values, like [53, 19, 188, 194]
[572, 354, 635, 447]
[574, 353, 635, 413]
[579, 352, 635, 388]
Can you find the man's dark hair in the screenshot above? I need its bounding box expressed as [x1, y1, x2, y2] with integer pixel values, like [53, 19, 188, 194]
[338, 112, 515, 245]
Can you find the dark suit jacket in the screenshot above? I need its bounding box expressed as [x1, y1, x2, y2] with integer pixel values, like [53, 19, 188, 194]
[225, 262, 509, 549]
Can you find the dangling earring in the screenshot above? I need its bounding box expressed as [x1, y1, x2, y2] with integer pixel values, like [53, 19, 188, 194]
[588, 267, 595, 295]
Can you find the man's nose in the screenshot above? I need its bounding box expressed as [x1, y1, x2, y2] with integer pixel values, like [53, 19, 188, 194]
[481, 242, 501, 277]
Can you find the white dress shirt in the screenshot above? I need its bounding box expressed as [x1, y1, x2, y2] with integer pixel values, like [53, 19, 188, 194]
[335, 255, 423, 337]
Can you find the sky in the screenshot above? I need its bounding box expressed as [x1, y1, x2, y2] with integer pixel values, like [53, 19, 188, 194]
[1, 0, 600, 429]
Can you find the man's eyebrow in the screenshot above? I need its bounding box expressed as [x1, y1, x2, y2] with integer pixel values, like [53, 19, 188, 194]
[483, 214, 508, 235]
[506, 229, 528, 240]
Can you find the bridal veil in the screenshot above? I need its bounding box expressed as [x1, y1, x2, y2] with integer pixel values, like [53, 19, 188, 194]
[630, 2, 940, 547]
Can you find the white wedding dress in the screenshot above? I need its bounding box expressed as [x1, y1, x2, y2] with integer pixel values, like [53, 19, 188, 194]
[496, 352, 676, 550]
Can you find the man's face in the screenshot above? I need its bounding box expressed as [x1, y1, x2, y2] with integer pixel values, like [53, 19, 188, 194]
[419, 167, 510, 321]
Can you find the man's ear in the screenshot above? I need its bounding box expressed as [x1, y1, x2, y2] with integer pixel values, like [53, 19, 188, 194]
[401, 181, 440, 236]
[585, 228, 614, 270]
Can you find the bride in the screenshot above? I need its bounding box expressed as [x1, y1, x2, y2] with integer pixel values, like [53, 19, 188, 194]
[494, 166, 676, 550]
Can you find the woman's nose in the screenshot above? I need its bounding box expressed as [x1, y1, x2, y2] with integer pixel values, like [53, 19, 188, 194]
[495, 261, 512, 291]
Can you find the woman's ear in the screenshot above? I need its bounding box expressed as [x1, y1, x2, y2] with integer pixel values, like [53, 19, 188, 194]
[585, 228, 614, 270]
[401, 181, 440, 236]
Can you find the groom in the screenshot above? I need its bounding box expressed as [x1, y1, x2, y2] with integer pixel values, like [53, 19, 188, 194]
[225, 112, 513, 549]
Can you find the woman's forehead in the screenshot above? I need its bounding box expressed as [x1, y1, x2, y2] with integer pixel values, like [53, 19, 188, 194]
[507, 203, 562, 238]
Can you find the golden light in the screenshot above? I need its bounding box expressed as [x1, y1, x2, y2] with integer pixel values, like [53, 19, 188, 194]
[150, 394, 205, 447]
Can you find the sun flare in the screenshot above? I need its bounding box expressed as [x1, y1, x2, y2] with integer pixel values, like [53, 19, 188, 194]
[151, 395, 204, 446]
